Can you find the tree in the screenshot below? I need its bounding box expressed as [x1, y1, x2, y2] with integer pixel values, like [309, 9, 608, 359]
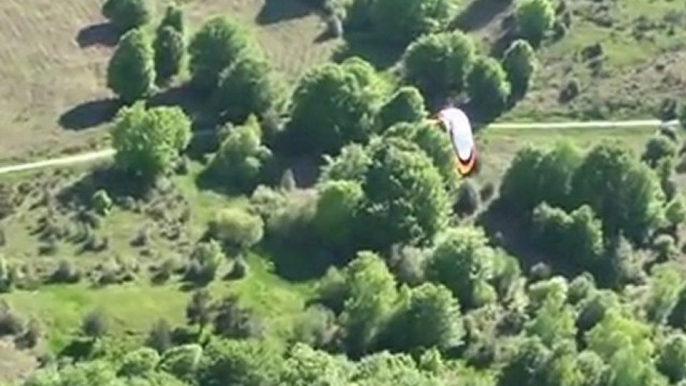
[158, 3, 184, 35]
[516, 0, 555, 45]
[339, 251, 398, 357]
[110, 102, 191, 179]
[154, 26, 185, 86]
[571, 142, 666, 244]
[146, 318, 172, 353]
[212, 295, 263, 339]
[370, 0, 459, 45]
[118, 347, 160, 377]
[314, 180, 365, 253]
[384, 282, 464, 352]
[467, 56, 511, 121]
[359, 137, 450, 250]
[208, 116, 272, 192]
[186, 289, 212, 333]
[497, 337, 550, 386]
[657, 333, 686, 383]
[319, 143, 372, 185]
[82, 309, 108, 340]
[107, 28, 155, 102]
[197, 339, 283, 386]
[159, 344, 203, 381]
[279, 343, 354, 385]
[425, 227, 498, 309]
[212, 53, 283, 123]
[102, 0, 153, 32]
[286, 61, 381, 155]
[185, 240, 224, 283]
[383, 121, 458, 189]
[403, 31, 477, 97]
[525, 294, 576, 346]
[188, 16, 254, 92]
[502, 39, 538, 98]
[665, 193, 686, 233]
[532, 203, 604, 272]
[209, 208, 264, 252]
[377, 86, 427, 131]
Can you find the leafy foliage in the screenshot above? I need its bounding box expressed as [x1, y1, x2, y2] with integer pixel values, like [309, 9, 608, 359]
[110, 102, 191, 178]
[102, 0, 153, 32]
[369, 0, 459, 45]
[516, 0, 556, 45]
[107, 28, 155, 102]
[153, 26, 185, 86]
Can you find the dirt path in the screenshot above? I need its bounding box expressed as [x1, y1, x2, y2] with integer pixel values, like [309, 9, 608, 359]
[0, 119, 678, 176]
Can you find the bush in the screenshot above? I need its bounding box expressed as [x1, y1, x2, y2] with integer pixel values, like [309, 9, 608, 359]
[0, 302, 23, 336]
[118, 347, 160, 377]
[209, 208, 264, 252]
[92, 190, 113, 216]
[50, 260, 81, 284]
[146, 318, 172, 353]
[454, 180, 480, 217]
[208, 116, 272, 193]
[642, 135, 677, 168]
[185, 240, 224, 284]
[82, 309, 109, 340]
[107, 28, 155, 103]
[377, 86, 427, 131]
[102, 0, 153, 32]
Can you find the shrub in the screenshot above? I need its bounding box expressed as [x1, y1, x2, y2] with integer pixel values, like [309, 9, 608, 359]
[502, 39, 537, 98]
[154, 26, 185, 86]
[82, 309, 109, 340]
[185, 240, 224, 284]
[466, 56, 511, 121]
[0, 302, 23, 336]
[50, 260, 81, 284]
[209, 208, 264, 252]
[92, 189, 113, 216]
[454, 180, 480, 217]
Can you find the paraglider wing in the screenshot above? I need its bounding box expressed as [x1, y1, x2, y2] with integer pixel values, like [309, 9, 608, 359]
[436, 107, 478, 177]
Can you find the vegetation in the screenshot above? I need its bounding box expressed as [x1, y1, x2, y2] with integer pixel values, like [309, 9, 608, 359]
[6, 1, 686, 386]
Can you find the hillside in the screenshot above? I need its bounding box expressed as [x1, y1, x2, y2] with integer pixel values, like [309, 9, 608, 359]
[2, 0, 686, 385]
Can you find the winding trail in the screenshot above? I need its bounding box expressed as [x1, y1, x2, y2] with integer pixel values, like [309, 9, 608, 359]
[0, 119, 679, 176]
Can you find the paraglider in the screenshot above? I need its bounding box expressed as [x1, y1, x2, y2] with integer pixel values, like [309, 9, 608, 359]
[432, 107, 479, 177]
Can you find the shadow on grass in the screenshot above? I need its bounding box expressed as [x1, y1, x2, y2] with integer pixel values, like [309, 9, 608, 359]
[256, 0, 313, 25]
[331, 32, 405, 70]
[453, 0, 513, 32]
[261, 244, 338, 282]
[58, 338, 95, 361]
[57, 166, 154, 209]
[489, 14, 521, 58]
[148, 84, 215, 124]
[76, 23, 120, 48]
[59, 99, 122, 131]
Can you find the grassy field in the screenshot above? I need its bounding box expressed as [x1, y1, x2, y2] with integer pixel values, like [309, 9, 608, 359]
[0, 0, 338, 165]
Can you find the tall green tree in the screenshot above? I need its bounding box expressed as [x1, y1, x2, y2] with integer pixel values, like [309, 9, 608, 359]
[153, 26, 185, 85]
[102, 0, 153, 32]
[188, 16, 254, 92]
[212, 53, 283, 123]
[571, 142, 666, 244]
[467, 56, 511, 121]
[403, 31, 477, 97]
[110, 101, 191, 178]
[377, 86, 427, 131]
[359, 137, 450, 250]
[158, 3, 185, 35]
[502, 39, 538, 98]
[516, 0, 555, 45]
[370, 0, 459, 45]
[107, 28, 155, 102]
[286, 60, 381, 155]
[425, 226, 498, 309]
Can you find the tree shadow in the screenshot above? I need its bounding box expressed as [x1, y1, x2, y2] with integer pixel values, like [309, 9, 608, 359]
[76, 23, 120, 48]
[57, 166, 154, 210]
[59, 99, 122, 131]
[331, 32, 405, 70]
[256, 0, 313, 25]
[148, 84, 217, 129]
[453, 0, 513, 32]
[489, 14, 521, 58]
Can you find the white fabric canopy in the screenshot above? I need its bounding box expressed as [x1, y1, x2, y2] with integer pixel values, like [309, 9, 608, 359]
[437, 107, 474, 161]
